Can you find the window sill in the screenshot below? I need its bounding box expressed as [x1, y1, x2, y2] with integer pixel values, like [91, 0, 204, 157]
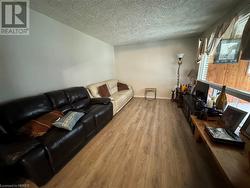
[198, 80, 250, 102]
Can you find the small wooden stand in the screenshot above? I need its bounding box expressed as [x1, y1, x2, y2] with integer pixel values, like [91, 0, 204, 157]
[145, 88, 156, 100]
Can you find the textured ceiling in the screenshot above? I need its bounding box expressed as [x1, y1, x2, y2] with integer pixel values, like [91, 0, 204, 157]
[31, 0, 241, 46]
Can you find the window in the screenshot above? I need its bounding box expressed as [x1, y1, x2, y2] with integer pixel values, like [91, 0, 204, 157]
[208, 86, 250, 135]
[197, 54, 208, 80]
[198, 12, 250, 136]
[198, 13, 250, 95]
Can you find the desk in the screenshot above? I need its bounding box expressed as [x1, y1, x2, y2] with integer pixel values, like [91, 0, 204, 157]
[191, 115, 250, 188]
[144, 88, 156, 100]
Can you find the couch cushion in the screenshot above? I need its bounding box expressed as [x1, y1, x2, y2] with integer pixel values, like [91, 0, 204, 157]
[106, 79, 118, 95]
[45, 90, 71, 113]
[64, 87, 90, 110]
[81, 103, 113, 131]
[38, 121, 86, 171]
[0, 95, 53, 133]
[111, 90, 133, 114]
[87, 81, 107, 98]
[93, 104, 113, 130]
[112, 90, 131, 103]
[87, 79, 118, 97]
[90, 98, 111, 105]
[79, 113, 97, 140]
[71, 100, 90, 110]
[98, 84, 110, 97]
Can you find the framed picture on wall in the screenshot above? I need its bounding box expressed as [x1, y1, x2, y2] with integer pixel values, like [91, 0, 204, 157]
[215, 39, 241, 64]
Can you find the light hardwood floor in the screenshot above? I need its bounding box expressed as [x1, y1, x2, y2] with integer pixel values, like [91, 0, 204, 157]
[31, 98, 228, 188]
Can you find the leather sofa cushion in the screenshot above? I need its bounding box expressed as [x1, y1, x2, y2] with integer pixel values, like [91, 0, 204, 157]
[0, 95, 52, 133]
[38, 122, 86, 171]
[98, 84, 111, 97]
[71, 99, 90, 110]
[56, 105, 72, 114]
[78, 113, 96, 140]
[92, 104, 113, 131]
[90, 98, 111, 105]
[64, 87, 90, 109]
[45, 90, 70, 109]
[45, 90, 72, 113]
[81, 103, 113, 131]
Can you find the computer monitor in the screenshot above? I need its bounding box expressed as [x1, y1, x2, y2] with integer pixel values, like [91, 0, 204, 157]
[221, 106, 247, 132]
[194, 81, 209, 102]
[240, 115, 250, 139]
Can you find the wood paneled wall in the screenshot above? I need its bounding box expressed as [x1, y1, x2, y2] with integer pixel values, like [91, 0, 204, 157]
[207, 60, 250, 92]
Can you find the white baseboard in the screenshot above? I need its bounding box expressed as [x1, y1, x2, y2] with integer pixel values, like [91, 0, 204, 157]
[134, 95, 171, 100]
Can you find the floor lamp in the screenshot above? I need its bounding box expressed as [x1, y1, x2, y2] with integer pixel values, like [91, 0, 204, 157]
[176, 53, 184, 88]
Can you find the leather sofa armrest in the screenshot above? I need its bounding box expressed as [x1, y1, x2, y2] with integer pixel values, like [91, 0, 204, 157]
[90, 98, 111, 105]
[19, 146, 54, 186]
[0, 139, 40, 166]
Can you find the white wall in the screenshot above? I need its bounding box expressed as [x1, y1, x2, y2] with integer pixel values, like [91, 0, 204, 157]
[0, 10, 115, 102]
[115, 37, 198, 99]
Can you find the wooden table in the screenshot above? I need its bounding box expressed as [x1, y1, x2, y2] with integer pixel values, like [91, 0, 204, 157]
[191, 115, 250, 188]
[144, 88, 156, 100]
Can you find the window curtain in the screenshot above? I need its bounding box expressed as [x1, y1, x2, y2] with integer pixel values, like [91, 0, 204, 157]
[241, 17, 250, 60]
[206, 32, 215, 55]
[196, 38, 207, 63]
[206, 17, 238, 56]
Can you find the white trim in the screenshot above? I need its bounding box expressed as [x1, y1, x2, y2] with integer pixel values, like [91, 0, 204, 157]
[134, 95, 171, 100]
[199, 80, 250, 102]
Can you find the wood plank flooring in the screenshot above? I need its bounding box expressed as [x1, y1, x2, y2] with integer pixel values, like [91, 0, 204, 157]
[31, 98, 228, 188]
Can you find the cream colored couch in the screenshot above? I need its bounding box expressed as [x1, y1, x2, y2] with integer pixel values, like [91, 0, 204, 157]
[87, 79, 134, 115]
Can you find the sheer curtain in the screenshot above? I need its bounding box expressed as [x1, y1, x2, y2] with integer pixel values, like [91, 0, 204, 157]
[196, 38, 206, 63]
[206, 17, 238, 56]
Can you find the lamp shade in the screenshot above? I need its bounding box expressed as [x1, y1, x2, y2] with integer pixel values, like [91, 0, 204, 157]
[177, 53, 184, 59]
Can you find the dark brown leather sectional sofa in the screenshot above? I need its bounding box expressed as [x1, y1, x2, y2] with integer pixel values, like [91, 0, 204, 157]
[0, 87, 113, 186]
